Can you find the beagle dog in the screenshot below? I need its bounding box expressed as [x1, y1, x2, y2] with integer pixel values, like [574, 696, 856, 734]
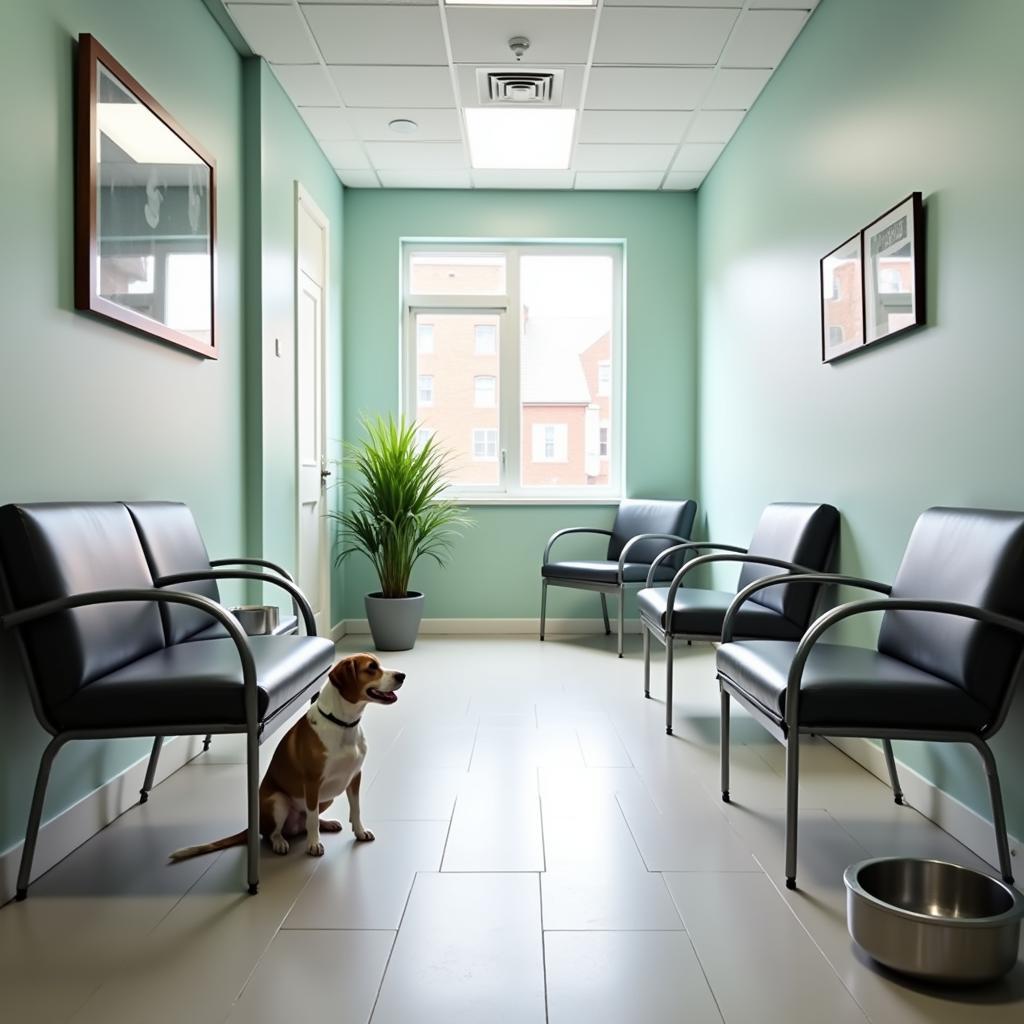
[170, 654, 404, 862]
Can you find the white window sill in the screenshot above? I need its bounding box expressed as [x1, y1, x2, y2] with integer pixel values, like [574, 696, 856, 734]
[449, 496, 622, 507]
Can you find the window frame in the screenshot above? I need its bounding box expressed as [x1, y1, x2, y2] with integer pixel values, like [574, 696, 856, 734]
[402, 241, 625, 502]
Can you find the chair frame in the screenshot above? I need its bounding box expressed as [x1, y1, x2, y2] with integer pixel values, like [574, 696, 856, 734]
[719, 571, 1024, 889]
[0, 561, 318, 901]
[540, 529, 693, 658]
[639, 546, 815, 734]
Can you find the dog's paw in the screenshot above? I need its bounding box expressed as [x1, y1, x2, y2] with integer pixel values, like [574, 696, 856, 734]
[354, 828, 375, 842]
[271, 835, 290, 855]
[319, 818, 344, 833]
[306, 841, 325, 857]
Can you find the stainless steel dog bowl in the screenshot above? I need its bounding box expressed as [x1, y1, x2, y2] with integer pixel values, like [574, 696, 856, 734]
[844, 857, 1024, 983]
[229, 605, 280, 636]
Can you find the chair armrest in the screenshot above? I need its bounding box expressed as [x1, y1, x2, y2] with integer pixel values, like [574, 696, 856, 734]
[157, 570, 317, 637]
[645, 542, 748, 587]
[616, 534, 692, 583]
[543, 527, 614, 566]
[661, 552, 809, 613]
[210, 557, 295, 583]
[783, 599, 1024, 733]
[722, 573, 892, 642]
[1, 588, 259, 726]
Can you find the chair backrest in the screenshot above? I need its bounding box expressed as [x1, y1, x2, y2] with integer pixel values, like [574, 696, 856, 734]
[0, 502, 166, 708]
[738, 503, 840, 624]
[125, 501, 220, 645]
[878, 507, 1024, 712]
[606, 498, 698, 566]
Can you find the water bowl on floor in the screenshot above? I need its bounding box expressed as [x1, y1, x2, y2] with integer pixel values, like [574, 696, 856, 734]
[844, 857, 1024, 984]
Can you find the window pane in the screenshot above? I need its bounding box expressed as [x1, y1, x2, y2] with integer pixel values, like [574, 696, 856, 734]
[474, 323, 497, 353]
[410, 252, 506, 296]
[417, 322, 434, 353]
[520, 254, 613, 487]
[414, 311, 500, 486]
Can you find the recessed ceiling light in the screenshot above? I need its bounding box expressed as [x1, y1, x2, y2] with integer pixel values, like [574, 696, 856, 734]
[388, 118, 418, 135]
[465, 108, 576, 170]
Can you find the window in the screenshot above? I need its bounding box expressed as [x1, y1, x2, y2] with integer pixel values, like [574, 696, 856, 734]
[472, 428, 498, 461]
[414, 427, 434, 450]
[404, 244, 622, 498]
[831, 272, 841, 301]
[474, 375, 496, 407]
[474, 323, 497, 354]
[828, 325, 844, 345]
[417, 322, 434, 354]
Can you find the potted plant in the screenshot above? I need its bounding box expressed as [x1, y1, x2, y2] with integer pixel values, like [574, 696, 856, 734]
[329, 415, 470, 651]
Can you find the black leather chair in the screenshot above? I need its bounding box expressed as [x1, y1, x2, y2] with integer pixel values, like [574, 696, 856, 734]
[717, 507, 1024, 890]
[0, 502, 334, 900]
[636, 503, 839, 734]
[541, 498, 697, 657]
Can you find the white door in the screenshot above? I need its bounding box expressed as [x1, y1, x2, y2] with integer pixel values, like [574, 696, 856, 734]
[296, 185, 329, 634]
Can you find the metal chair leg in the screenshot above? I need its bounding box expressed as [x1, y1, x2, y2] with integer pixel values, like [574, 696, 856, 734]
[642, 626, 651, 698]
[784, 735, 801, 889]
[202, 734, 212, 751]
[720, 689, 731, 802]
[882, 739, 904, 805]
[665, 634, 674, 735]
[972, 739, 1014, 884]
[246, 722, 261, 895]
[139, 736, 164, 803]
[617, 585, 625, 658]
[16, 735, 66, 900]
[599, 592, 611, 636]
[539, 581, 548, 641]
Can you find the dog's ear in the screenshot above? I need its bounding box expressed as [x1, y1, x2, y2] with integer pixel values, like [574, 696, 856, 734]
[328, 656, 361, 698]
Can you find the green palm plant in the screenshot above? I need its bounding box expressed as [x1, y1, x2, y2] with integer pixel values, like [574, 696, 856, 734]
[329, 415, 471, 598]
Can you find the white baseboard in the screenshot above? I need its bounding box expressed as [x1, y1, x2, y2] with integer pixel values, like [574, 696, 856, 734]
[0, 733, 205, 905]
[329, 620, 347, 643]
[339, 616, 644, 636]
[828, 736, 1022, 875]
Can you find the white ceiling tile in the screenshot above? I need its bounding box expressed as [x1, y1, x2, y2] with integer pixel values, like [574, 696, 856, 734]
[298, 106, 356, 141]
[301, 5, 448, 65]
[686, 108, 743, 144]
[377, 170, 473, 188]
[605, 1, 740, 6]
[336, 169, 380, 188]
[574, 144, 675, 172]
[226, 4, 319, 63]
[701, 68, 772, 109]
[331, 66, 455, 108]
[594, 8, 739, 66]
[271, 64, 338, 106]
[719, 10, 807, 69]
[585, 67, 713, 110]
[471, 170, 574, 189]
[364, 141, 466, 170]
[456, 65, 585, 108]
[749, 0, 818, 9]
[574, 172, 664, 190]
[663, 171, 704, 190]
[350, 108, 462, 141]
[579, 110, 691, 144]
[446, 9, 595, 65]
[672, 142, 724, 172]
[320, 140, 371, 169]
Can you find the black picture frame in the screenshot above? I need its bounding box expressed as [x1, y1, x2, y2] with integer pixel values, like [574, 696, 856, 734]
[820, 231, 865, 363]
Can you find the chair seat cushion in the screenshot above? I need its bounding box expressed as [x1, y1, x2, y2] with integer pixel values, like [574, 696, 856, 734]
[54, 635, 335, 731]
[190, 613, 299, 642]
[542, 560, 675, 585]
[716, 640, 992, 732]
[637, 587, 802, 639]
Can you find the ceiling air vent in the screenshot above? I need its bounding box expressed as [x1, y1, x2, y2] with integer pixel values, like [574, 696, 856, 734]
[476, 68, 565, 106]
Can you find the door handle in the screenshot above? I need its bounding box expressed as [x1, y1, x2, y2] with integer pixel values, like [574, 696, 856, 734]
[320, 467, 332, 480]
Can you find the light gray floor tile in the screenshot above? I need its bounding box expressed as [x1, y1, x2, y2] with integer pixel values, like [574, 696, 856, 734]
[542, 868, 682, 930]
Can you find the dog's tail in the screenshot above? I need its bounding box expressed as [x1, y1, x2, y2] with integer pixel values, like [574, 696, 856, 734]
[168, 829, 248, 862]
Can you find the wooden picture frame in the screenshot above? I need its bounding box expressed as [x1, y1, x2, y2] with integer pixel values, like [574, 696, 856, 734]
[820, 231, 865, 363]
[75, 34, 217, 358]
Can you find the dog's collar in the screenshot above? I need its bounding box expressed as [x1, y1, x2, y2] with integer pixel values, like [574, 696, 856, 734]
[315, 703, 362, 729]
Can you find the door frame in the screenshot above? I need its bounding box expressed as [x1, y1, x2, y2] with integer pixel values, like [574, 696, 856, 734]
[293, 181, 330, 633]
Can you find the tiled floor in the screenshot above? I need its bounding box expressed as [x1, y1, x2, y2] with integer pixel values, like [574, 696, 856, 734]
[2, 636, 1022, 1023]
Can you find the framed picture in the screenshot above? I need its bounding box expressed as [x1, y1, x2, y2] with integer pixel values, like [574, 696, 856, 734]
[820, 232, 864, 362]
[862, 192, 924, 346]
[75, 34, 217, 358]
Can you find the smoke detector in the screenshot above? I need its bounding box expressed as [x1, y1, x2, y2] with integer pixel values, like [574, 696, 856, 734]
[508, 36, 530, 62]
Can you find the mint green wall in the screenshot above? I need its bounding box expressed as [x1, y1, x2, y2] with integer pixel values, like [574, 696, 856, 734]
[697, 0, 1024, 835]
[246, 61, 345, 625]
[341, 189, 697, 620]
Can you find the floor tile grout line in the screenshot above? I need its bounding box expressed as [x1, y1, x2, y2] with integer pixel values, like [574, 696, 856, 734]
[537, 871, 550, 1024]
[366, 870, 425, 1024]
